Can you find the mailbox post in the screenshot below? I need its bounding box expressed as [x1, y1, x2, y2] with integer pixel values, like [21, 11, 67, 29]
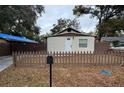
[47, 55, 53, 87]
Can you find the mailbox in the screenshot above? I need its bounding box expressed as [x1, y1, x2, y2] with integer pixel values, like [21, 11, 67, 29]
[47, 55, 53, 64]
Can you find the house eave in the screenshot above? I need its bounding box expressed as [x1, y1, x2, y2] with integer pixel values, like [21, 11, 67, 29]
[48, 33, 94, 37]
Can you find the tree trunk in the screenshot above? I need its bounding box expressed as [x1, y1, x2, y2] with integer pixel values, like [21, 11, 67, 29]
[97, 16, 102, 42]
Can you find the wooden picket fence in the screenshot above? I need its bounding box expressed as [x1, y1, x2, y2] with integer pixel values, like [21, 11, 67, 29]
[13, 51, 124, 68]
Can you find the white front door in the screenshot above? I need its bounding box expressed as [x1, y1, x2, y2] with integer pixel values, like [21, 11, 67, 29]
[65, 37, 72, 52]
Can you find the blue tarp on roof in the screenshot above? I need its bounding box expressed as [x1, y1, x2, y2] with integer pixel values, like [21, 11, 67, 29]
[0, 33, 37, 43]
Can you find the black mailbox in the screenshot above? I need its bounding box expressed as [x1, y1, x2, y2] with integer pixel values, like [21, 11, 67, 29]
[47, 56, 53, 64]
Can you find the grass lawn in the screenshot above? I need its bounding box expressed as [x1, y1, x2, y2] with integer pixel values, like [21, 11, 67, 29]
[0, 66, 124, 87]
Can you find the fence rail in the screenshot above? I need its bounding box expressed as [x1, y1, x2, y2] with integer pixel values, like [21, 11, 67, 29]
[13, 51, 124, 68]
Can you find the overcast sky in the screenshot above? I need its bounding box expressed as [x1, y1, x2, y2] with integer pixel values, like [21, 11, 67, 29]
[36, 5, 98, 35]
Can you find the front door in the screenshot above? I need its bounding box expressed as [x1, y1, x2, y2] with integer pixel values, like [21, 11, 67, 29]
[65, 37, 72, 52]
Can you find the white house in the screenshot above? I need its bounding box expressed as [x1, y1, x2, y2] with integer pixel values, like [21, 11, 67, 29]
[47, 27, 95, 53]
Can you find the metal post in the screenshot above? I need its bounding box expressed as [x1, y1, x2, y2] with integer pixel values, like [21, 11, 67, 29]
[47, 55, 53, 87]
[50, 64, 52, 87]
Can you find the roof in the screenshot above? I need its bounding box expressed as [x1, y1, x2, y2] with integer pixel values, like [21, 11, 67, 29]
[51, 33, 91, 37]
[56, 27, 81, 35]
[49, 27, 93, 37]
[0, 33, 37, 43]
[101, 36, 124, 42]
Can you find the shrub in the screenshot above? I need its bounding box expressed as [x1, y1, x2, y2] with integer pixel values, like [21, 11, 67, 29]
[112, 40, 120, 47]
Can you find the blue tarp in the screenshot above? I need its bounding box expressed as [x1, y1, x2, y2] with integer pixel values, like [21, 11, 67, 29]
[0, 33, 37, 43]
[100, 70, 112, 76]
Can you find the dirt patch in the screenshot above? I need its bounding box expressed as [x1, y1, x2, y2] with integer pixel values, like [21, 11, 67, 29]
[0, 67, 49, 87]
[0, 66, 124, 87]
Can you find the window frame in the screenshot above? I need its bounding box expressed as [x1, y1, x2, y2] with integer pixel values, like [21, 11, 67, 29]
[79, 39, 88, 48]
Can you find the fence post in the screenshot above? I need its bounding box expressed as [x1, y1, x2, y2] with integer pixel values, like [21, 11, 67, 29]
[120, 51, 124, 66]
[62, 51, 64, 68]
[123, 52, 124, 66]
[81, 51, 83, 66]
[12, 51, 16, 67]
[71, 51, 74, 66]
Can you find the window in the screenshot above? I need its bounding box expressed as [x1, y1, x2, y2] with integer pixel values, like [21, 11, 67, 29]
[67, 38, 70, 40]
[79, 39, 88, 48]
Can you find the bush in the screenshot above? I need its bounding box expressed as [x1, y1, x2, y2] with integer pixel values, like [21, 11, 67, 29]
[112, 40, 120, 47]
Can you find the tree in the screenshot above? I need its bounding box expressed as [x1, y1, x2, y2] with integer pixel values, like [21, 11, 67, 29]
[112, 40, 120, 47]
[87, 31, 96, 36]
[73, 5, 124, 41]
[97, 16, 124, 37]
[0, 5, 44, 39]
[50, 18, 80, 34]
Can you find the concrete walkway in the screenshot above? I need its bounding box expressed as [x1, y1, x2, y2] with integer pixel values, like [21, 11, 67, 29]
[0, 56, 13, 72]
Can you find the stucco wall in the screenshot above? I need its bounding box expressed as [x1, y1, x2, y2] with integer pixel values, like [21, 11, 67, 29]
[47, 37, 65, 52]
[47, 36, 95, 53]
[72, 36, 94, 53]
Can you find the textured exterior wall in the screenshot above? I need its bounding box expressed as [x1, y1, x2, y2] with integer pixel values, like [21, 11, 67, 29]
[47, 36, 95, 53]
[0, 39, 11, 56]
[47, 37, 65, 52]
[72, 36, 94, 53]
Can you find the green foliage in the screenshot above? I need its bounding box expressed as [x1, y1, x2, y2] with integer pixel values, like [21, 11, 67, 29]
[112, 40, 120, 47]
[50, 18, 80, 34]
[73, 5, 124, 41]
[0, 5, 44, 39]
[73, 5, 124, 22]
[98, 17, 124, 36]
[32, 33, 50, 42]
[73, 5, 91, 16]
[87, 31, 96, 36]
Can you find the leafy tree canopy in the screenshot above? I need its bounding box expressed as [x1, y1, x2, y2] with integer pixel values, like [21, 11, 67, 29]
[0, 5, 44, 39]
[98, 17, 124, 36]
[50, 18, 80, 34]
[73, 5, 124, 41]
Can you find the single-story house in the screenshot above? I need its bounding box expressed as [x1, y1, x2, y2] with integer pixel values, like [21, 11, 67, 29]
[47, 27, 95, 53]
[101, 36, 124, 46]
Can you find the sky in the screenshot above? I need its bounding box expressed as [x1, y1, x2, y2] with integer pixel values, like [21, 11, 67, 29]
[36, 5, 98, 35]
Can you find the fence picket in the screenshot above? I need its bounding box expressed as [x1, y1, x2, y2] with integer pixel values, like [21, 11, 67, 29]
[24, 51, 27, 66]
[84, 52, 85, 65]
[118, 51, 121, 65]
[41, 51, 43, 68]
[38, 51, 40, 65]
[109, 51, 112, 65]
[80, 51, 83, 66]
[13, 50, 123, 68]
[60, 52, 62, 66]
[71, 51, 73, 66]
[89, 51, 92, 65]
[120, 52, 124, 65]
[56, 52, 59, 64]
[45, 51, 47, 68]
[99, 51, 101, 65]
[13, 52, 16, 67]
[114, 51, 116, 65]
[62, 52, 64, 68]
[92, 52, 94, 65]
[69, 51, 71, 67]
